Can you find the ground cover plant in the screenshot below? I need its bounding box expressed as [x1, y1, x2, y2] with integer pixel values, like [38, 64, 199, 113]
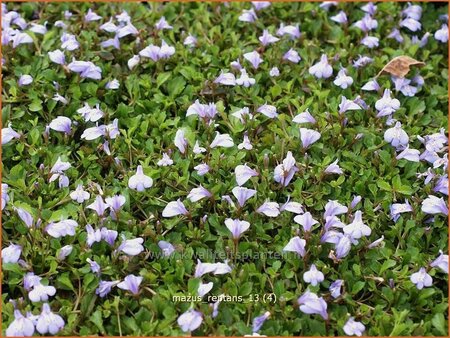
[1, 1, 449, 336]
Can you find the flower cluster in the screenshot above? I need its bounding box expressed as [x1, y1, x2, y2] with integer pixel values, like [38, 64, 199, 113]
[1, 2, 448, 336]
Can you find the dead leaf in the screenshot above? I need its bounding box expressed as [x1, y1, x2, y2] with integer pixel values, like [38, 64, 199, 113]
[377, 56, 425, 78]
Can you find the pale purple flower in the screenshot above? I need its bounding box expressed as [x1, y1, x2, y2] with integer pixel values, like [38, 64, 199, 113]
[67, 60, 102, 80]
[376, 89, 401, 117]
[280, 196, 304, 214]
[81, 125, 106, 140]
[235, 164, 258, 186]
[421, 195, 448, 215]
[84, 9, 101, 22]
[335, 235, 352, 259]
[361, 79, 379, 91]
[158, 240, 175, 257]
[384, 122, 409, 149]
[198, 282, 213, 298]
[333, 69, 353, 89]
[232, 186, 257, 207]
[86, 224, 102, 247]
[283, 236, 306, 257]
[259, 29, 279, 46]
[293, 109, 316, 124]
[361, 35, 379, 48]
[257, 201, 280, 217]
[244, 51, 263, 69]
[61, 33, 79, 51]
[57, 245, 73, 261]
[225, 218, 250, 239]
[388, 28, 404, 43]
[105, 195, 125, 213]
[174, 129, 188, 154]
[28, 282, 56, 302]
[324, 159, 343, 175]
[128, 55, 140, 70]
[213, 261, 232, 275]
[46, 219, 78, 238]
[193, 141, 206, 154]
[106, 79, 120, 90]
[155, 16, 172, 30]
[128, 165, 153, 191]
[2, 244, 22, 264]
[324, 200, 348, 218]
[343, 317, 365, 336]
[210, 132, 234, 148]
[236, 69, 255, 87]
[330, 11, 347, 24]
[400, 18, 421, 32]
[434, 175, 448, 195]
[435, 24, 448, 43]
[117, 237, 144, 256]
[324, 216, 345, 231]
[238, 134, 253, 150]
[35, 303, 65, 335]
[257, 104, 278, 118]
[252, 1, 271, 10]
[87, 258, 101, 275]
[297, 291, 328, 320]
[231, 107, 252, 123]
[353, 14, 378, 32]
[239, 9, 257, 23]
[214, 72, 236, 86]
[294, 212, 318, 232]
[277, 24, 301, 39]
[157, 153, 173, 166]
[194, 163, 210, 176]
[178, 309, 203, 332]
[117, 24, 138, 39]
[252, 311, 270, 333]
[100, 37, 120, 49]
[100, 19, 118, 32]
[76, 103, 104, 122]
[274, 151, 299, 187]
[18, 74, 33, 87]
[353, 55, 373, 68]
[49, 116, 71, 134]
[299, 128, 321, 149]
[396, 146, 420, 162]
[117, 275, 143, 295]
[309, 54, 333, 79]
[329, 279, 343, 298]
[14, 207, 34, 228]
[230, 59, 242, 70]
[339, 96, 361, 114]
[362, 2, 377, 15]
[101, 228, 118, 246]
[283, 49, 301, 63]
[96, 280, 119, 297]
[116, 10, 130, 23]
[194, 259, 217, 277]
[105, 119, 119, 139]
[186, 100, 218, 120]
[187, 185, 212, 202]
[410, 267, 432, 289]
[12, 32, 33, 48]
[184, 34, 197, 47]
[303, 264, 324, 286]
[162, 199, 189, 217]
[343, 211, 371, 240]
[390, 200, 413, 222]
[6, 310, 35, 337]
[269, 67, 280, 77]
[87, 195, 109, 217]
[319, 2, 338, 10]
[2, 183, 9, 210]
[2, 125, 21, 145]
[430, 250, 449, 274]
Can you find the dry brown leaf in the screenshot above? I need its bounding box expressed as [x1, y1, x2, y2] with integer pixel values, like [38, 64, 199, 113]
[377, 56, 425, 78]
